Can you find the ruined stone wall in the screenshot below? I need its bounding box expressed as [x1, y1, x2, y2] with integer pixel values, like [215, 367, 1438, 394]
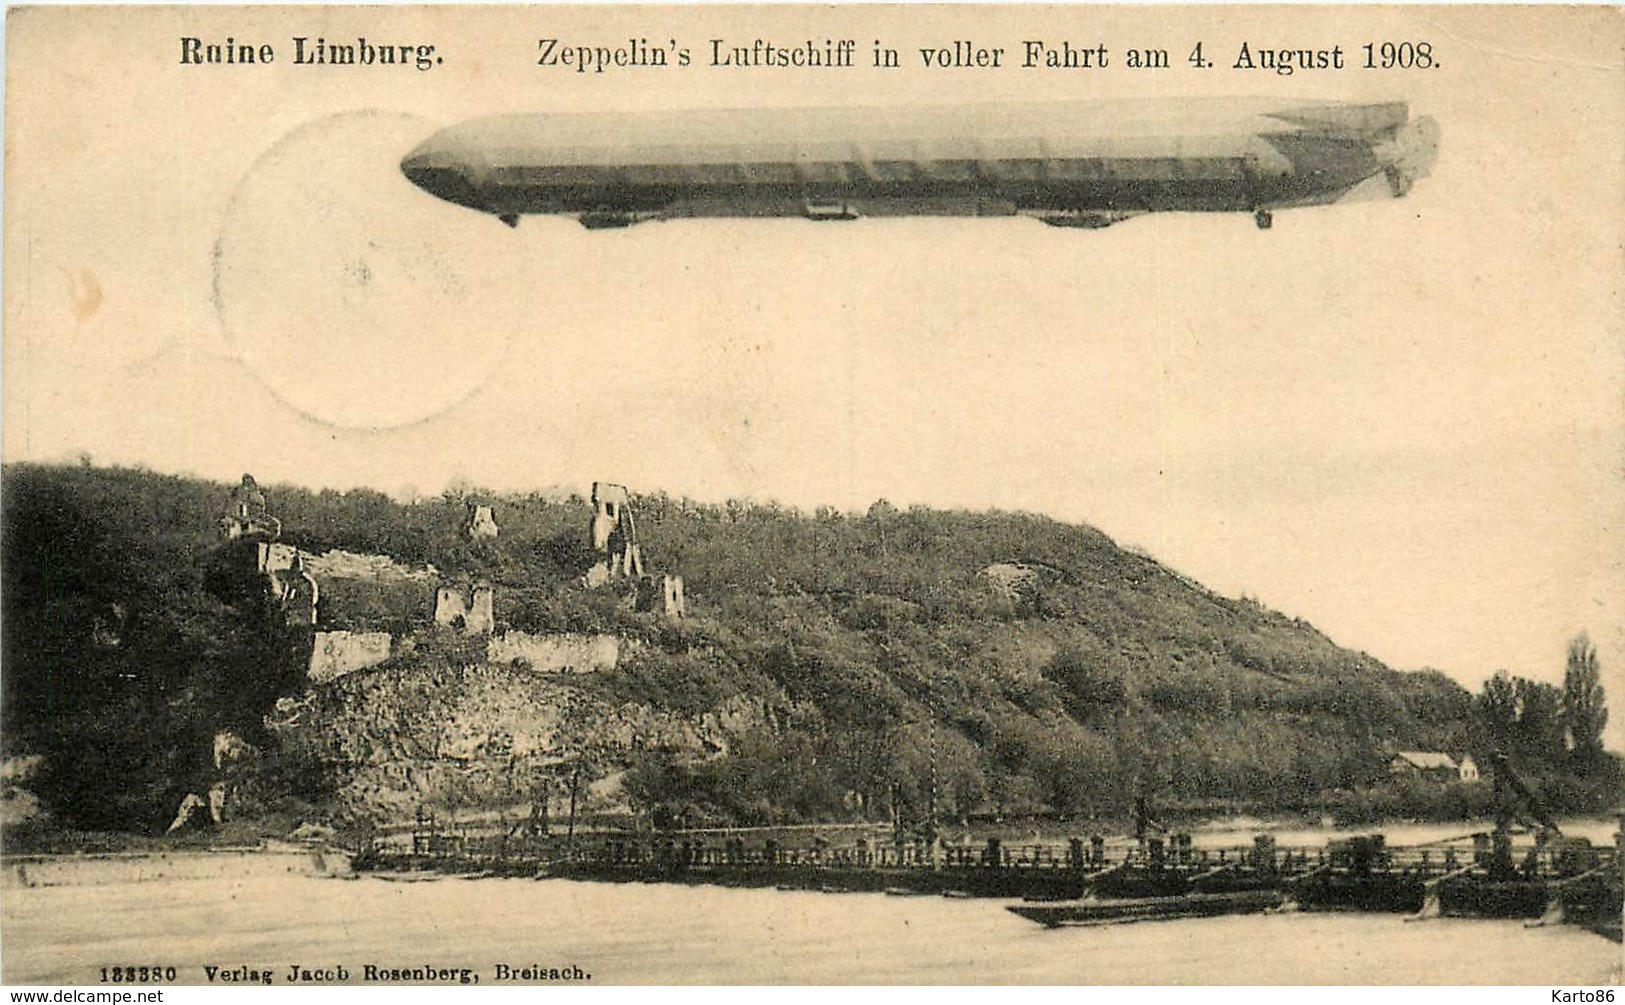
[662, 575, 686, 618]
[258, 542, 299, 575]
[302, 549, 437, 585]
[487, 632, 622, 674]
[309, 631, 394, 683]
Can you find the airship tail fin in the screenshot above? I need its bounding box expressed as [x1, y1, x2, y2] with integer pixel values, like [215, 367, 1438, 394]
[1269, 102, 1411, 136]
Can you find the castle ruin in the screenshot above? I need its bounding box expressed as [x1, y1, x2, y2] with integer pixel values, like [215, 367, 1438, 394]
[434, 582, 495, 635]
[584, 481, 684, 619]
[466, 503, 499, 540]
[220, 474, 281, 542]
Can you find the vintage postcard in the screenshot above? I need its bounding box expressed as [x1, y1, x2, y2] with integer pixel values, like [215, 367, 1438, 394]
[2, 3, 1621, 988]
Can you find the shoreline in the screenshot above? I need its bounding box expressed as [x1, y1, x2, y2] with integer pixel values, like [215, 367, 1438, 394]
[3, 813, 1614, 882]
[1, 843, 353, 888]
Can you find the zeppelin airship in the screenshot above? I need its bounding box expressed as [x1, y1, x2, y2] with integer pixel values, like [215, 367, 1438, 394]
[399, 98, 1439, 231]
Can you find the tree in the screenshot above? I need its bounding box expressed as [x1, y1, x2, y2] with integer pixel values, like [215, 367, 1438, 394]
[1511, 677, 1565, 764]
[545, 688, 618, 853]
[1474, 669, 1519, 753]
[1041, 648, 1127, 724]
[1561, 633, 1608, 764]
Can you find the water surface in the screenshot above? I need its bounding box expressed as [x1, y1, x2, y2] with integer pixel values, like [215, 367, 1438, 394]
[4, 873, 1619, 985]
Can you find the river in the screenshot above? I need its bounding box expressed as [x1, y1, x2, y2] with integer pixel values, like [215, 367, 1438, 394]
[3, 868, 1620, 985]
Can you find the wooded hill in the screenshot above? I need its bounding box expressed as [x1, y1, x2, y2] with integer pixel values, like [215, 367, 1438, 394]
[2, 462, 1486, 834]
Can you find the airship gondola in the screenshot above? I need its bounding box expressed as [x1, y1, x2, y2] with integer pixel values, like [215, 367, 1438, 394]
[400, 98, 1439, 230]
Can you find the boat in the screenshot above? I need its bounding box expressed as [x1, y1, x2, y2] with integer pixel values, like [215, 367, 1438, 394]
[1007, 889, 1288, 928]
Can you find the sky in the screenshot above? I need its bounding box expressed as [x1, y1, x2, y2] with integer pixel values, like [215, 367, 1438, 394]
[5, 6, 1622, 744]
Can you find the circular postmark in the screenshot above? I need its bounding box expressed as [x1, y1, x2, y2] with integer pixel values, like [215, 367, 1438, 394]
[213, 110, 515, 430]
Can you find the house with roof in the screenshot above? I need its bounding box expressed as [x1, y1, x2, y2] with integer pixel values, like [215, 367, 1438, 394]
[1456, 755, 1480, 782]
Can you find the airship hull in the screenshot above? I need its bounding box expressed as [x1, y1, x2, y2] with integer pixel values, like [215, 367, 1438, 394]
[401, 98, 1437, 228]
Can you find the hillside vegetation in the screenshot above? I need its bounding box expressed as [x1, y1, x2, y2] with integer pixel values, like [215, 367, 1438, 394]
[2, 462, 1491, 835]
